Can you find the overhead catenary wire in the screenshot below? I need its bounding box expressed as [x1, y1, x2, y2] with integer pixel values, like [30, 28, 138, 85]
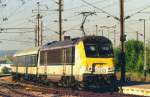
[3, 14, 35, 27]
[0, 31, 34, 33]
[0, 38, 34, 43]
[125, 4, 150, 19]
[81, 0, 119, 21]
[1, 0, 34, 25]
[65, 0, 108, 11]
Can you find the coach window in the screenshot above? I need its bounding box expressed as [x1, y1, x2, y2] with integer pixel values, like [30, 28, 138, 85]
[46, 49, 63, 65]
[72, 47, 75, 63]
[40, 51, 45, 65]
[66, 47, 74, 65]
[29, 55, 34, 66]
[19, 56, 25, 66]
[24, 56, 27, 66]
[14, 57, 17, 66]
[32, 55, 37, 66]
[15, 57, 19, 66]
[25, 55, 27, 65]
[17, 57, 20, 66]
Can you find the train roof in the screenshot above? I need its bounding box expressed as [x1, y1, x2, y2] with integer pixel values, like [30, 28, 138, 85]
[14, 47, 40, 57]
[41, 36, 111, 51]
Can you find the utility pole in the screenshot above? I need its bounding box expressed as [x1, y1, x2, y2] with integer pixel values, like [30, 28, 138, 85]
[114, 30, 116, 47]
[139, 19, 147, 81]
[143, 19, 146, 81]
[40, 21, 43, 45]
[32, 1, 46, 46]
[59, 0, 63, 41]
[100, 26, 104, 36]
[100, 25, 116, 38]
[120, 0, 126, 83]
[37, 1, 40, 46]
[35, 25, 37, 47]
[96, 25, 98, 36]
[100, 26, 105, 37]
[107, 28, 110, 39]
[136, 31, 139, 41]
[102, 30, 103, 36]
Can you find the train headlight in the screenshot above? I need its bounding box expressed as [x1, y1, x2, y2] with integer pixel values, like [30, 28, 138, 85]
[86, 67, 93, 72]
[108, 68, 114, 73]
[88, 67, 92, 71]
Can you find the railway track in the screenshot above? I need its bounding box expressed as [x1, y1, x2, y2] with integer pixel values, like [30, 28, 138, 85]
[22, 79, 146, 97]
[0, 81, 41, 97]
[0, 91, 12, 97]
[0, 76, 145, 97]
[0, 74, 11, 77]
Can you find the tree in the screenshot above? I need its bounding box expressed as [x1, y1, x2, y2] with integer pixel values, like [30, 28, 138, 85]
[114, 47, 121, 71]
[147, 42, 150, 73]
[2, 66, 10, 74]
[114, 40, 144, 73]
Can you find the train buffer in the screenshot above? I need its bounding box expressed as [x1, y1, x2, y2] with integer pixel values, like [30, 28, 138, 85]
[119, 82, 150, 97]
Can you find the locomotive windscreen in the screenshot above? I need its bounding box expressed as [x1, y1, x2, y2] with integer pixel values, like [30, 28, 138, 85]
[83, 37, 113, 58]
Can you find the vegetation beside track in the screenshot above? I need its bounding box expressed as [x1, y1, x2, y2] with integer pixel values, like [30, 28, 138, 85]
[114, 40, 150, 82]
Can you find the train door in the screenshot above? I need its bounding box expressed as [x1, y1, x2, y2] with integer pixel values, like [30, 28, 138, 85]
[36, 52, 40, 77]
[15, 56, 19, 78]
[63, 48, 66, 76]
[25, 55, 28, 79]
[62, 47, 75, 85]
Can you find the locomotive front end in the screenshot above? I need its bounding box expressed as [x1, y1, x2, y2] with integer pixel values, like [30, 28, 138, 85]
[79, 36, 116, 89]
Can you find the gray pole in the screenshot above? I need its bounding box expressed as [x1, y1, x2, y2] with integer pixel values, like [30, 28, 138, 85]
[96, 25, 98, 36]
[107, 28, 109, 39]
[40, 21, 43, 45]
[35, 25, 37, 47]
[120, 0, 126, 83]
[114, 30, 116, 47]
[139, 19, 147, 81]
[102, 29, 103, 36]
[59, 0, 62, 41]
[37, 1, 40, 46]
[143, 19, 147, 81]
[136, 31, 138, 41]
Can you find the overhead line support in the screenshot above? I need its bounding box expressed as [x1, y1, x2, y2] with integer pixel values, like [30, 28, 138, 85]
[37, 1, 40, 46]
[59, 0, 63, 41]
[120, 0, 126, 83]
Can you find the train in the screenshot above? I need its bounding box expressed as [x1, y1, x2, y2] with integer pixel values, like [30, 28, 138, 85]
[11, 36, 117, 89]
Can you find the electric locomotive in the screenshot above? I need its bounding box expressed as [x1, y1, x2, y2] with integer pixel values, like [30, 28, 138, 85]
[12, 36, 116, 89]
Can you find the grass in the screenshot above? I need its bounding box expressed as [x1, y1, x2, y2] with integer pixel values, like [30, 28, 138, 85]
[0, 73, 11, 77]
[116, 71, 150, 82]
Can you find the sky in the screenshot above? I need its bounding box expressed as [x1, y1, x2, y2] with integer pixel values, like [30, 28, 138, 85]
[0, 0, 150, 50]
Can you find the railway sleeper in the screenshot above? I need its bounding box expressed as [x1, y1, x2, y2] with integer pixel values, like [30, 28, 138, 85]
[59, 76, 75, 88]
[36, 75, 57, 87]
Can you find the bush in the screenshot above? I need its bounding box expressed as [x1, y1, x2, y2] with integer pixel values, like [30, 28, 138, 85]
[114, 40, 144, 73]
[2, 66, 11, 74]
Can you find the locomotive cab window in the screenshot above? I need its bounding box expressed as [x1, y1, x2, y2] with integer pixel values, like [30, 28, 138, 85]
[84, 44, 99, 57]
[99, 44, 113, 57]
[15, 54, 37, 66]
[84, 43, 113, 58]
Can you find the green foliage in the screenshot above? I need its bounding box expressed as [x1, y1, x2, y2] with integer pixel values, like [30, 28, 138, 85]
[125, 40, 144, 72]
[114, 40, 144, 73]
[147, 43, 150, 73]
[2, 66, 10, 74]
[114, 48, 121, 71]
